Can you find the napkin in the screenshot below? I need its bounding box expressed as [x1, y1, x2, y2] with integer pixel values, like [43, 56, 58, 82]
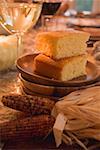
[0, 34, 17, 71]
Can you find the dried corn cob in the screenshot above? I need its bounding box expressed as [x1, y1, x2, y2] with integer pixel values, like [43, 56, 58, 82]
[2, 94, 55, 115]
[0, 115, 55, 141]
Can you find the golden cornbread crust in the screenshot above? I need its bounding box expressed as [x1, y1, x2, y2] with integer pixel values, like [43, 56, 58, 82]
[34, 30, 90, 59]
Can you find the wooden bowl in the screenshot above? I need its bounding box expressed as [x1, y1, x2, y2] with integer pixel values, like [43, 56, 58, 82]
[19, 74, 100, 98]
[21, 85, 58, 101]
[19, 74, 75, 97]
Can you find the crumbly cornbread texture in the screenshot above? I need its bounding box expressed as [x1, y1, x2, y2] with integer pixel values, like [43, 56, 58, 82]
[34, 30, 90, 59]
[34, 54, 87, 81]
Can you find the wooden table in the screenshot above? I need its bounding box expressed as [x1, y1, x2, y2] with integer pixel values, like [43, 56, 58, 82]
[0, 65, 100, 150]
[3, 135, 81, 150]
[0, 70, 83, 150]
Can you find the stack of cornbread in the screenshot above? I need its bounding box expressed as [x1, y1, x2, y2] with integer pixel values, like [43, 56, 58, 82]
[34, 30, 90, 81]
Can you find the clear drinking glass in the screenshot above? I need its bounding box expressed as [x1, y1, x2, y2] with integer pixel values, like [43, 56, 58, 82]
[0, 1, 42, 58]
[41, 15, 67, 31]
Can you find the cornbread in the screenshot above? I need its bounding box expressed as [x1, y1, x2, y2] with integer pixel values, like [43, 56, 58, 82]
[34, 54, 87, 81]
[34, 30, 90, 59]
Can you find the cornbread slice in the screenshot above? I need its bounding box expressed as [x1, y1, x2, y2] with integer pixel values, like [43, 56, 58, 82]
[34, 54, 87, 81]
[34, 30, 90, 59]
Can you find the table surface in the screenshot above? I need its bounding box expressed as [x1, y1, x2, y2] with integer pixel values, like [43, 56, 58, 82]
[0, 30, 100, 150]
[2, 135, 82, 150]
[0, 71, 83, 150]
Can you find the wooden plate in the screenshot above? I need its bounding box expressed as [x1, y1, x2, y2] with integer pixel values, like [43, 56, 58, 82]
[67, 18, 100, 28]
[19, 74, 77, 97]
[16, 54, 100, 87]
[20, 83, 58, 101]
[19, 74, 100, 98]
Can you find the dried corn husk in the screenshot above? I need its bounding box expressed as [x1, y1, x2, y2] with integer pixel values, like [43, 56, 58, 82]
[52, 86, 100, 149]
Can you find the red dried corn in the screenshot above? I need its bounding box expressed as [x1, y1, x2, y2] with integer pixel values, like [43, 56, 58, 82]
[0, 115, 55, 141]
[2, 94, 55, 115]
